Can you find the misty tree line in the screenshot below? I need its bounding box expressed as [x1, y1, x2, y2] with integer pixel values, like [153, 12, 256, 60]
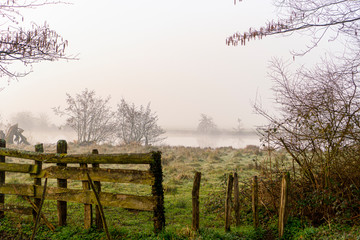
[197, 114, 242, 135]
[53, 89, 165, 145]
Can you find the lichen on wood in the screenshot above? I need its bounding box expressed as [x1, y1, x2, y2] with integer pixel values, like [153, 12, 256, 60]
[0, 147, 154, 164]
[0, 183, 155, 211]
[0, 162, 38, 174]
[33, 166, 155, 185]
[150, 151, 165, 233]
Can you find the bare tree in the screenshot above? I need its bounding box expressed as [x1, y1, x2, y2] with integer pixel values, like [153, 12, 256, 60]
[256, 58, 360, 188]
[115, 99, 165, 145]
[0, 0, 72, 82]
[254, 58, 360, 223]
[228, 1, 360, 83]
[197, 114, 218, 134]
[54, 89, 116, 144]
[228, 0, 360, 53]
[229, 0, 360, 183]
[233, 117, 242, 134]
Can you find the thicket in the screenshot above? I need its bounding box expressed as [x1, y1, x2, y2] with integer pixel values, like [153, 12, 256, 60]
[227, 0, 360, 230]
[251, 59, 360, 228]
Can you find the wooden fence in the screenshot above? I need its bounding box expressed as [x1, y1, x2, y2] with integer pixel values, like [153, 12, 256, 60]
[192, 171, 290, 238]
[0, 139, 165, 235]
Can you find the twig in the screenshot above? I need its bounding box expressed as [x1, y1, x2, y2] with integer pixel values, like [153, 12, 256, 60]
[23, 195, 55, 231]
[31, 178, 48, 240]
[86, 172, 111, 240]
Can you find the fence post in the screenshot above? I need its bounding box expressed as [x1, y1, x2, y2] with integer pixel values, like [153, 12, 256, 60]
[80, 160, 92, 229]
[233, 172, 240, 226]
[0, 139, 5, 219]
[225, 173, 234, 232]
[91, 149, 102, 229]
[33, 143, 43, 221]
[150, 151, 165, 233]
[192, 171, 201, 231]
[57, 140, 67, 226]
[252, 176, 259, 229]
[279, 172, 290, 238]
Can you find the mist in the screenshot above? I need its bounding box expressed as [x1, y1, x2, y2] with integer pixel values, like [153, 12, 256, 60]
[0, 110, 260, 148]
[0, 0, 317, 147]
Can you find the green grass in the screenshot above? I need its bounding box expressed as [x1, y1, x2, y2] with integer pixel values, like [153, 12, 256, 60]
[0, 215, 269, 240]
[0, 144, 358, 239]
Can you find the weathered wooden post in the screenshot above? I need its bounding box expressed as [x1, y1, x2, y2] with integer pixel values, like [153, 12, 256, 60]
[279, 172, 290, 238]
[80, 157, 92, 229]
[233, 172, 240, 226]
[91, 149, 102, 229]
[192, 171, 201, 231]
[150, 151, 165, 233]
[57, 140, 67, 226]
[252, 176, 259, 229]
[0, 139, 5, 219]
[225, 173, 234, 232]
[33, 143, 43, 221]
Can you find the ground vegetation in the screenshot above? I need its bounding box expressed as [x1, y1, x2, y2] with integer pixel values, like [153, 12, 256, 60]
[0, 143, 358, 239]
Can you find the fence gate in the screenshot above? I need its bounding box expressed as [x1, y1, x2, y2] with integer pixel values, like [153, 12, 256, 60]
[0, 139, 165, 234]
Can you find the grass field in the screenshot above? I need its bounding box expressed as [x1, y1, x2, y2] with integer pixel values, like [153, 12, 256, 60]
[0, 143, 359, 239]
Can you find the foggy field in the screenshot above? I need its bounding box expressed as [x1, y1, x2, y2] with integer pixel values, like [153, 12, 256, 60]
[163, 130, 260, 149]
[20, 128, 260, 149]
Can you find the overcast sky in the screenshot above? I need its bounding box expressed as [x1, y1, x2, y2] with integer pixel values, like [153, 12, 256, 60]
[0, 0, 321, 130]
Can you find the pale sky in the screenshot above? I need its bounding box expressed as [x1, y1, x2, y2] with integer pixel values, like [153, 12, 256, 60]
[0, 0, 321, 130]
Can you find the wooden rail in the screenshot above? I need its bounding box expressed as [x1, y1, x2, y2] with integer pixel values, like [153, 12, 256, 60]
[0, 139, 165, 234]
[32, 167, 155, 184]
[0, 147, 154, 164]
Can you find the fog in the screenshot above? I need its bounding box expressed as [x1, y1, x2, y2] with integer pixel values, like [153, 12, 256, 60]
[0, 0, 325, 146]
[0, 110, 260, 148]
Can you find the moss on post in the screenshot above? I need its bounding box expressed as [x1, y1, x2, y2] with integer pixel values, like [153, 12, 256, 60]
[92, 149, 103, 229]
[57, 140, 67, 226]
[225, 173, 234, 232]
[150, 151, 165, 233]
[192, 171, 201, 231]
[80, 161, 92, 229]
[233, 172, 241, 226]
[33, 143, 43, 222]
